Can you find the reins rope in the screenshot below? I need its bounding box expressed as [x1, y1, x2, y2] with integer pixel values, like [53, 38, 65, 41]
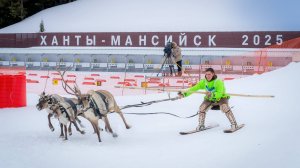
[123, 111, 199, 119]
[119, 97, 199, 119]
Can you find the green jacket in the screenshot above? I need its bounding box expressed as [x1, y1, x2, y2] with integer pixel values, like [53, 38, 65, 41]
[183, 78, 229, 102]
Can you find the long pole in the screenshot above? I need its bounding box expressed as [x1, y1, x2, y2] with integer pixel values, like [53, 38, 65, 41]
[115, 86, 275, 98]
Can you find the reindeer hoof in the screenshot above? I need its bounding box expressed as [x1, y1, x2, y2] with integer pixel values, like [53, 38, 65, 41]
[81, 131, 85, 135]
[69, 132, 72, 136]
[50, 127, 55, 132]
[59, 135, 64, 138]
[112, 133, 118, 138]
[126, 125, 132, 129]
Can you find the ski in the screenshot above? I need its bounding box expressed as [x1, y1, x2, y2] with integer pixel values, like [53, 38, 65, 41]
[223, 124, 245, 133]
[179, 124, 219, 135]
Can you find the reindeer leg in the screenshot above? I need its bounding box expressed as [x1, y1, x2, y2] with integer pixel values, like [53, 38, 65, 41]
[68, 122, 72, 136]
[103, 116, 118, 138]
[72, 121, 85, 134]
[116, 110, 131, 129]
[64, 125, 68, 141]
[87, 118, 101, 142]
[103, 117, 112, 134]
[76, 117, 85, 128]
[48, 113, 55, 131]
[85, 118, 97, 134]
[92, 124, 97, 134]
[89, 116, 102, 132]
[93, 121, 101, 142]
[59, 123, 64, 138]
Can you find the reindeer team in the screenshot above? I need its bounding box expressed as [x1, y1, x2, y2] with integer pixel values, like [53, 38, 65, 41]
[36, 68, 131, 142]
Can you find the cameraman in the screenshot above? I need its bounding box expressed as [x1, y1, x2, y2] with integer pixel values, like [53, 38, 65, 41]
[171, 42, 183, 76]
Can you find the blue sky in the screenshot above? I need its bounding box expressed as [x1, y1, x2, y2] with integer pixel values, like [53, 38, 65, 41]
[232, 0, 300, 30]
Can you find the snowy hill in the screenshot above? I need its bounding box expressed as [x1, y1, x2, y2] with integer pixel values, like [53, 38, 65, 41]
[1, 0, 300, 33]
[0, 62, 299, 168]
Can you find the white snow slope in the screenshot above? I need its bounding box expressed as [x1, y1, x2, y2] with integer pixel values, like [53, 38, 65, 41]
[1, 0, 300, 33]
[0, 62, 299, 168]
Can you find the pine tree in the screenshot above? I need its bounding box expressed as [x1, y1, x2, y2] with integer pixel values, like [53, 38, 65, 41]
[39, 20, 45, 32]
[8, 0, 26, 20]
[0, 0, 77, 29]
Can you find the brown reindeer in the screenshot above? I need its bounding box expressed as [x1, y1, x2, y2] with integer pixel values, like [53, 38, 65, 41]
[48, 97, 85, 140]
[36, 92, 85, 140]
[57, 68, 131, 142]
[79, 89, 132, 140]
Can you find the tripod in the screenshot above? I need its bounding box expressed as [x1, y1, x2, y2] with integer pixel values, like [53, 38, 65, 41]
[156, 54, 175, 77]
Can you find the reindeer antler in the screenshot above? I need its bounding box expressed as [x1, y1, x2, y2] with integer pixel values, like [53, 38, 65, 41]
[74, 78, 82, 96]
[56, 66, 81, 97]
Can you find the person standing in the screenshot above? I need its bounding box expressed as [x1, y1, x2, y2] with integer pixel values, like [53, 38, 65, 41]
[178, 68, 240, 132]
[171, 42, 183, 77]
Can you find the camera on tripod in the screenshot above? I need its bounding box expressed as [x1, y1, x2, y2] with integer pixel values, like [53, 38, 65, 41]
[163, 42, 173, 58]
[157, 42, 175, 76]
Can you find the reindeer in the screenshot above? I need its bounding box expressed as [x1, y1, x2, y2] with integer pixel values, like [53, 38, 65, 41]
[48, 96, 85, 140]
[57, 69, 131, 142]
[36, 92, 85, 140]
[75, 89, 132, 142]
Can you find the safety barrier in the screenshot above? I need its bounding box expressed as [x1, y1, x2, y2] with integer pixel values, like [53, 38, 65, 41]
[66, 80, 76, 83]
[26, 79, 39, 83]
[117, 82, 136, 86]
[21, 68, 241, 96]
[176, 80, 189, 83]
[84, 77, 94, 80]
[0, 74, 26, 108]
[52, 78, 62, 81]
[223, 77, 235, 80]
[124, 79, 136, 82]
[158, 83, 170, 87]
[134, 75, 144, 78]
[82, 81, 95, 85]
[96, 79, 106, 82]
[67, 74, 76, 77]
[110, 76, 120, 79]
[28, 73, 37, 76]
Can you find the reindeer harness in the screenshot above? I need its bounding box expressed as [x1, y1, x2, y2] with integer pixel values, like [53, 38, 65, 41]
[88, 92, 110, 118]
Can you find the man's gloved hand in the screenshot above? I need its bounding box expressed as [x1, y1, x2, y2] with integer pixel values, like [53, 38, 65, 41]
[177, 91, 184, 99]
[205, 91, 212, 98]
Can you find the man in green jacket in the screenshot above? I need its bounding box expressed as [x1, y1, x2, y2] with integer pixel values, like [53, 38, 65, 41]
[178, 68, 238, 131]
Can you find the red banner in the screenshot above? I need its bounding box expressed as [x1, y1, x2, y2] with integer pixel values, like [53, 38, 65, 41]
[0, 31, 299, 48]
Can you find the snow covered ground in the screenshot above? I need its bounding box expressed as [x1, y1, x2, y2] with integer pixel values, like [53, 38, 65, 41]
[0, 62, 299, 168]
